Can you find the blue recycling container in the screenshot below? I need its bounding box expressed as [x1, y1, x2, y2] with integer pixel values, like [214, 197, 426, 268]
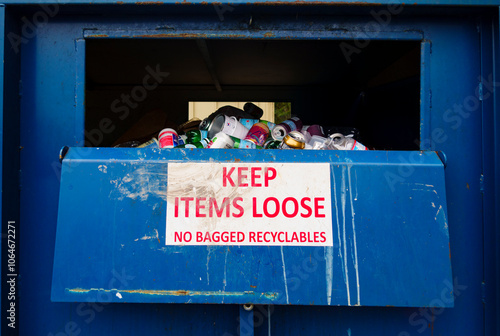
[0, 1, 498, 335]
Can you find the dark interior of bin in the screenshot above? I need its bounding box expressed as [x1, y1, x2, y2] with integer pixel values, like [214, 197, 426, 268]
[85, 39, 420, 150]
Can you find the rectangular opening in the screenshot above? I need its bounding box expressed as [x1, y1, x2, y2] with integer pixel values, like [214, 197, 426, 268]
[85, 39, 420, 150]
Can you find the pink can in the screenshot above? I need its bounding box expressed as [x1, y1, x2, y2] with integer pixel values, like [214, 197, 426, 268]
[158, 128, 179, 148]
[244, 122, 270, 146]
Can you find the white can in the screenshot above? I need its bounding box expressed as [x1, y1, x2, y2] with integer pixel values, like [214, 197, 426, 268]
[158, 128, 179, 148]
[209, 132, 235, 149]
[329, 133, 368, 150]
[220, 115, 249, 139]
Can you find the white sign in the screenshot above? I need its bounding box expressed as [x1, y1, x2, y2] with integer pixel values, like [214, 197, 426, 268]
[166, 162, 332, 246]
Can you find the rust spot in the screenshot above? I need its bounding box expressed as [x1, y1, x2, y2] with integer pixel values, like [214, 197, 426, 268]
[250, 1, 384, 6]
[67, 288, 90, 293]
[263, 32, 275, 38]
[68, 288, 279, 299]
[250, 285, 257, 288]
[135, 1, 163, 4]
[234, 159, 241, 163]
[116, 1, 125, 3]
[88, 34, 109, 38]
[466, 183, 470, 190]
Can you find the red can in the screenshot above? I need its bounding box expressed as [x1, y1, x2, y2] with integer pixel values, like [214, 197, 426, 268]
[244, 122, 270, 146]
[158, 128, 179, 148]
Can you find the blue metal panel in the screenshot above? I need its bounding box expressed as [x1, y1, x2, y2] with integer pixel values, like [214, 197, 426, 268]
[52, 148, 452, 307]
[11, 7, 492, 336]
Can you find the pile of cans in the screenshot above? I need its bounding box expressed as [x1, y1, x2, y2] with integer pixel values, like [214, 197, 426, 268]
[156, 114, 368, 151]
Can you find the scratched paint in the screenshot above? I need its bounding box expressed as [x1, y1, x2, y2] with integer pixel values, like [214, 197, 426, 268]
[347, 165, 361, 305]
[324, 246, 333, 305]
[110, 164, 168, 201]
[340, 166, 351, 305]
[67, 288, 278, 299]
[280, 246, 289, 304]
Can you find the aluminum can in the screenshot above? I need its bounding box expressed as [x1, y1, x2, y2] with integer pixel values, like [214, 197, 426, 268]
[330, 133, 368, 150]
[302, 124, 324, 137]
[282, 130, 306, 149]
[244, 122, 269, 146]
[271, 117, 303, 141]
[199, 117, 212, 131]
[232, 137, 260, 149]
[158, 128, 179, 148]
[239, 118, 260, 130]
[209, 132, 235, 149]
[260, 120, 276, 131]
[263, 139, 281, 149]
[208, 114, 249, 139]
[178, 135, 187, 146]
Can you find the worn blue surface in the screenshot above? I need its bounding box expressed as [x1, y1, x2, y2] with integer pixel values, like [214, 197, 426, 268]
[52, 149, 451, 307]
[2, 0, 500, 5]
[6, 4, 495, 336]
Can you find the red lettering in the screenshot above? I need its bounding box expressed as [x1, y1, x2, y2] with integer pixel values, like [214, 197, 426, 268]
[195, 197, 206, 217]
[209, 197, 230, 217]
[238, 167, 248, 187]
[320, 232, 326, 243]
[263, 197, 280, 218]
[314, 197, 326, 217]
[251, 167, 262, 187]
[232, 197, 244, 217]
[300, 197, 312, 218]
[264, 232, 271, 242]
[300, 232, 306, 242]
[314, 232, 320, 242]
[238, 232, 245, 242]
[252, 197, 263, 217]
[283, 197, 299, 218]
[174, 231, 182, 242]
[212, 231, 220, 242]
[223, 167, 236, 187]
[249, 232, 256, 242]
[264, 167, 277, 187]
[181, 197, 194, 217]
[196, 231, 203, 242]
[270, 231, 278, 241]
[174, 197, 179, 217]
[291, 232, 299, 242]
[203, 232, 212, 242]
[278, 232, 285, 242]
[257, 231, 264, 242]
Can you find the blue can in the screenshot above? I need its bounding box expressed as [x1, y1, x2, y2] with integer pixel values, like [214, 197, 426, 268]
[239, 118, 260, 130]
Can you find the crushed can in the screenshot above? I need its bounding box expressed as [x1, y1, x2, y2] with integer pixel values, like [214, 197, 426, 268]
[263, 138, 281, 149]
[329, 133, 368, 150]
[281, 130, 306, 149]
[272, 117, 303, 141]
